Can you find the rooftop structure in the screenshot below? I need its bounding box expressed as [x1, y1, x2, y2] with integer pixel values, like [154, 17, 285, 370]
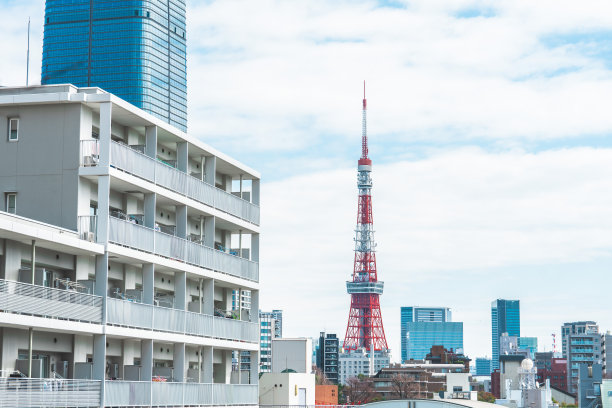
[0, 84, 260, 407]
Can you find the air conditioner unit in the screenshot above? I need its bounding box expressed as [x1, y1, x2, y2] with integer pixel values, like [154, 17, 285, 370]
[81, 231, 95, 242]
[83, 155, 99, 166]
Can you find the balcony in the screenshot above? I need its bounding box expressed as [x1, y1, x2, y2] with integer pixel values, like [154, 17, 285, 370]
[571, 340, 594, 345]
[105, 381, 257, 406]
[82, 141, 260, 225]
[106, 216, 258, 281]
[0, 378, 101, 407]
[0, 279, 103, 324]
[107, 298, 259, 343]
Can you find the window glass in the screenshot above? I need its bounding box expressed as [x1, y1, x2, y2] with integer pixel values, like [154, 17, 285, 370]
[8, 118, 19, 141]
[6, 193, 16, 214]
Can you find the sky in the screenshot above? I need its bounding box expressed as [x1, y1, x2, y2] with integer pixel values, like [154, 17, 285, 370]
[1, 0, 612, 363]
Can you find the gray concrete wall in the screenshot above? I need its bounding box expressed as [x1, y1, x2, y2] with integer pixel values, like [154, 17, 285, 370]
[0, 104, 83, 230]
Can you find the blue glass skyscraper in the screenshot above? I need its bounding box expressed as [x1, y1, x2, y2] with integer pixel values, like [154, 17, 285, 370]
[400, 306, 463, 362]
[41, 0, 187, 131]
[491, 299, 520, 372]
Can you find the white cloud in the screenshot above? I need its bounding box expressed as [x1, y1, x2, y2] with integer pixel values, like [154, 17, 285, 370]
[260, 147, 612, 359]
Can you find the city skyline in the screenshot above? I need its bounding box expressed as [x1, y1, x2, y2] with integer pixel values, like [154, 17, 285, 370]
[1, 0, 612, 362]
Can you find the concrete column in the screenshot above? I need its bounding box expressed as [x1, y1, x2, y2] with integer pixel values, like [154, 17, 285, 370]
[204, 156, 216, 185]
[200, 157, 205, 181]
[249, 350, 259, 385]
[204, 216, 215, 248]
[142, 264, 154, 305]
[2, 240, 21, 281]
[145, 126, 157, 159]
[252, 179, 260, 206]
[202, 278, 214, 315]
[202, 346, 213, 383]
[251, 234, 259, 262]
[144, 193, 156, 229]
[173, 343, 185, 382]
[141, 339, 153, 381]
[223, 350, 232, 384]
[99, 102, 112, 167]
[96, 176, 111, 244]
[250, 290, 259, 324]
[177, 142, 188, 173]
[223, 231, 231, 253]
[176, 205, 187, 239]
[174, 271, 186, 311]
[95, 254, 109, 324]
[93, 333, 106, 382]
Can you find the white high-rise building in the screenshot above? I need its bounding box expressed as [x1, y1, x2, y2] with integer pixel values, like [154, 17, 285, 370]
[0, 84, 261, 407]
[338, 348, 390, 385]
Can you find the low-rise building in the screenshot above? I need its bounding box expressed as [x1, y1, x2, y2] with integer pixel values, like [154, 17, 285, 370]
[536, 357, 567, 391]
[259, 372, 315, 405]
[272, 338, 312, 374]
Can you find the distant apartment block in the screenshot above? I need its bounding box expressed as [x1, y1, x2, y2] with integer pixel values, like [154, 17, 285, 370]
[0, 84, 261, 407]
[491, 299, 520, 372]
[338, 348, 390, 385]
[316, 332, 339, 384]
[562, 321, 601, 394]
[259, 310, 283, 373]
[400, 306, 463, 362]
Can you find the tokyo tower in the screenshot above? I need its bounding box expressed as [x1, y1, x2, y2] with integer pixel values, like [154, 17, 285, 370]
[343, 83, 388, 352]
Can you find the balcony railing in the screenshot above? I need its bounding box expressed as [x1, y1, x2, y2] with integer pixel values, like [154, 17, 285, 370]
[84, 141, 260, 225]
[0, 279, 103, 324]
[107, 298, 259, 343]
[0, 378, 101, 407]
[105, 381, 257, 406]
[108, 216, 258, 281]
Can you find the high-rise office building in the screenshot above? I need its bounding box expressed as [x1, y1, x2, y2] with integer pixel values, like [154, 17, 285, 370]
[259, 310, 283, 372]
[0, 84, 261, 406]
[491, 299, 520, 372]
[400, 306, 463, 362]
[475, 358, 492, 376]
[316, 332, 339, 384]
[42, 0, 188, 131]
[518, 337, 538, 359]
[562, 321, 601, 393]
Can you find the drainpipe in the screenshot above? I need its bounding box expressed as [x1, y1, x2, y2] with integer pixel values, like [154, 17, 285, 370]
[28, 328, 33, 377]
[201, 157, 205, 182]
[238, 230, 242, 259]
[239, 174, 243, 199]
[31, 240, 36, 284]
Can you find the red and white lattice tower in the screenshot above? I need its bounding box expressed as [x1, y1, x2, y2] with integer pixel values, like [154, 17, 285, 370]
[343, 83, 389, 353]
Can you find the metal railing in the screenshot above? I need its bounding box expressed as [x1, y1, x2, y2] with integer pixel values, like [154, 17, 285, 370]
[109, 141, 260, 225]
[108, 216, 258, 281]
[0, 279, 103, 323]
[106, 298, 259, 343]
[105, 381, 256, 407]
[0, 378, 101, 407]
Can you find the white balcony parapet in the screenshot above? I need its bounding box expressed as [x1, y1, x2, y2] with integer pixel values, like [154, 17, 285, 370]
[83, 141, 260, 225]
[0, 378, 101, 407]
[105, 381, 257, 407]
[0, 279, 103, 324]
[107, 298, 259, 343]
[108, 216, 258, 282]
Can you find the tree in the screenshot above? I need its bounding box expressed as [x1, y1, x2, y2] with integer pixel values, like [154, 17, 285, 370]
[345, 376, 374, 404]
[478, 391, 496, 403]
[390, 374, 424, 399]
[314, 367, 331, 385]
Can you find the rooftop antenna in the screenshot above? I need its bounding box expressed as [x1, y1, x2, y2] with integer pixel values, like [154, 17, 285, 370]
[26, 17, 30, 86]
[361, 80, 368, 160]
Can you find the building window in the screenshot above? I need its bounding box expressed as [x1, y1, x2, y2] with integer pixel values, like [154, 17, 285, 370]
[8, 118, 19, 141]
[5, 193, 16, 214]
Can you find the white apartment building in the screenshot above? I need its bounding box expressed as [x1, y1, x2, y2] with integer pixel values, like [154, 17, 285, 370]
[0, 84, 261, 407]
[338, 348, 390, 385]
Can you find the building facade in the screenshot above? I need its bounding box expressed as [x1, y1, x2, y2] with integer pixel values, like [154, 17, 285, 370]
[316, 332, 339, 384]
[578, 363, 603, 408]
[338, 349, 390, 385]
[518, 337, 538, 359]
[475, 358, 492, 376]
[400, 306, 463, 362]
[536, 357, 568, 391]
[602, 332, 611, 378]
[562, 321, 601, 394]
[42, 0, 188, 131]
[259, 310, 283, 373]
[491, 299, 520, 372]
[0, 84, 261, 407]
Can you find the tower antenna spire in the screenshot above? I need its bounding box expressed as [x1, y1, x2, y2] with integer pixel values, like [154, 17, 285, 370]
[361, 80, 368, 160]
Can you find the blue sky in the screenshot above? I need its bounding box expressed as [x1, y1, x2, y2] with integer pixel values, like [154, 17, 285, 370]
[2, 0, 612, 362]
